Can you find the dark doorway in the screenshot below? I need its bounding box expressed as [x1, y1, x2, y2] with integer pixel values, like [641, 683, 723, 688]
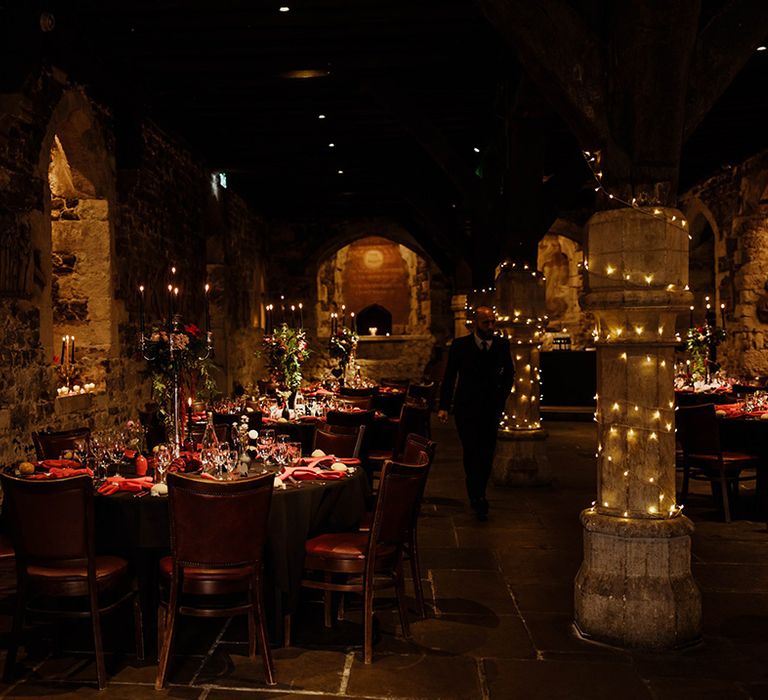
[356, 304, 392, 335]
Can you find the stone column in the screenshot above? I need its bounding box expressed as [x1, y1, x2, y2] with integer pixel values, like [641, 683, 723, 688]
[574, 208, 701, 649]
[492, 264, 551, 486]
[450, 293, 469, 338]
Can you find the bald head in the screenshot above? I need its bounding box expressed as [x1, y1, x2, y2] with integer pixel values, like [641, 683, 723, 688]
[474, 306, 496, 340]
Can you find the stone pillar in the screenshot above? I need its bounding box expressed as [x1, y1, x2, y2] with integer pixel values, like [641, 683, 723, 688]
[450, 293, 469, 338]
[492, 264, 551, 486]
[574, 208, 701, 649]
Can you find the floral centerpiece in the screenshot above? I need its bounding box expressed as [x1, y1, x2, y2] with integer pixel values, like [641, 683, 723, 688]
[143, 321, 217, 428]
[262, 323, 310, 396]
[686, 324, 727, 381]
[329, 325, 359, 385]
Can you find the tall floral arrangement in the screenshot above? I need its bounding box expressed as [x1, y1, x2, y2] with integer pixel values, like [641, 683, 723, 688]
[686, 324, 727, 379]
[143, 322, 217, 426]
[329, 325, 358, 382]
[263, 323, 310, 391]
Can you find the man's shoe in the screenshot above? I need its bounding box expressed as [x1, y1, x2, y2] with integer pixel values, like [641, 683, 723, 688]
[471, 497, 489, 521]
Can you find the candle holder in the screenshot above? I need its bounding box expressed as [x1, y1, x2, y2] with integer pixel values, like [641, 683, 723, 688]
[139, 314, 214, 457]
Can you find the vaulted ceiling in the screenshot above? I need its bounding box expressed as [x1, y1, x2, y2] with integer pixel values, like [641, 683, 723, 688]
[2, 1, 767, 270]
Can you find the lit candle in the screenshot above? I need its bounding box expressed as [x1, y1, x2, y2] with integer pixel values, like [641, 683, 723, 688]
[290, 304, 296, 327]
[173, 287, 179, 322]
[204, 283, 211, 332]
[720, 303, 726, 330]
[350, 311, 355, 331]
[341, 304, 346, 328]
[298, 302, 303, 329]
[167, 284, 173, 331]
[70, 335, 75, 363]
[139, 285, 145, 336]
[280, 295, 286, 324]
[689, 305, 694, 328]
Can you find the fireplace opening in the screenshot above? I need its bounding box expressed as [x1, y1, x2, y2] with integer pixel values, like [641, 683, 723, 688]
[356, 304, 392, 335]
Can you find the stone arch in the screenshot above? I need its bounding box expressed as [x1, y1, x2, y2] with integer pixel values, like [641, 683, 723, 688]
[685, 201, 717, 328]
[38, 88, 117, 389]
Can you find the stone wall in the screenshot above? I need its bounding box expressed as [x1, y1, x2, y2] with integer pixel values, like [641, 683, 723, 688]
[0, 69, 267, 464]
[680, 150, 768, 378]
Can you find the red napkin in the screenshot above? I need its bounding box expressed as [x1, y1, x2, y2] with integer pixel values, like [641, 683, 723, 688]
[716, 402, 746, 417]
[27, 466, 93, 480]
[279, 466, 346, 481]
[97, 476, 153, 496]
[197, 472, 218, 481]
[298, 456, 360, 469]
[40, 459, 81, 469]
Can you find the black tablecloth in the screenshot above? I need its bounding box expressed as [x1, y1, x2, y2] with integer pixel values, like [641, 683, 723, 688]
[94, 469, 369, 645]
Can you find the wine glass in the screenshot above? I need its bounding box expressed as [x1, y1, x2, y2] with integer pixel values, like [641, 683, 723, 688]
[155, 444, 171, 484]
[109, 429, 126, 478]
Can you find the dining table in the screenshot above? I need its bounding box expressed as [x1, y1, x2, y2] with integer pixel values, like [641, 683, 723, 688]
[93, 463, 369, 649]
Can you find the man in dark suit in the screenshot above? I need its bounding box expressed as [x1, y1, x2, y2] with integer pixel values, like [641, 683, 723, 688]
[438, 306, 515, 520]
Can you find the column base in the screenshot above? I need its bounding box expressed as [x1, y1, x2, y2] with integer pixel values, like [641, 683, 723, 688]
[574, 510, 701, 650]
[492, 428, 551, 486]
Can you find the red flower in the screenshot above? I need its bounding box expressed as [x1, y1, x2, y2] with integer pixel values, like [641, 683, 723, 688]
[185, 323, 201, 337]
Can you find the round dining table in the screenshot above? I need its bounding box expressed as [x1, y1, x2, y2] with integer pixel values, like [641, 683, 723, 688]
[94, 467, 369, 647]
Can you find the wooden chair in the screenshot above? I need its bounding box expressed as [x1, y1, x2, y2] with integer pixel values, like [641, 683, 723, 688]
[31, 426, 91, 460]
[0, 471, 143, 689]
[379, 378, 410, 391]
[676, 403, 760, 522]
[297, 457, 430, 662]
[325, 408, 375, 429]
[367, 404, 431, 486]
[339, 385, 378, 398]
[337, 395, 374, 410]
[360, 434, 437, 618]
[313, 424, 366, 459]
[156, 472, 276, 689]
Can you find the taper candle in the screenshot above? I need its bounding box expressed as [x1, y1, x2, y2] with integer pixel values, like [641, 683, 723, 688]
[70, 335, 75, 363]
[139, 285, 145, 335]
[204, 283, 211, 332]
[298, 302, 303, 329]
[167, 284, 173, 331]
[689, 305, 694, 328]
[61, 335, 66, 366]
[720, 303, 726, 330]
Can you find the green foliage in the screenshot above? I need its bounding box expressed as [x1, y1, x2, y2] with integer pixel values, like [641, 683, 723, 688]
[262, 324, 310, 391]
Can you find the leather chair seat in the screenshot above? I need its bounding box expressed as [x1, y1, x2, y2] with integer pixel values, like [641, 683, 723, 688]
[305, 532, 369, 559]
[159, 555, 254, 595]
[27, 555, 128, 595]
[0, 533, 15, 560]
[687, 452, 758, 469]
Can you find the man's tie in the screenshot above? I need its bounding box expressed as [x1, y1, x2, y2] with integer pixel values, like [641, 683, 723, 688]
[481, 340, 489, 352]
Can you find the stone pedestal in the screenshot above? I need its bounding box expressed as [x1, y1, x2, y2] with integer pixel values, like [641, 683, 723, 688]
[492, 264, 551, 486]
[574, 208, 701, 649]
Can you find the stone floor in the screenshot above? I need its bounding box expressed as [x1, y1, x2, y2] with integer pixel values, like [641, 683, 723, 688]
[1, 419, 767, 699]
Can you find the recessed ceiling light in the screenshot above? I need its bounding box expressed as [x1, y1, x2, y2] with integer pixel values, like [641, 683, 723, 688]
[473, 147, 480, 153]
[337, 169, 344, 174]
[318, 114, 326, 119]
[281, 69, 329, 79]
[758, 45, 767, 51]
[279, 6, 290, 12]
[328, 143, 335, 148]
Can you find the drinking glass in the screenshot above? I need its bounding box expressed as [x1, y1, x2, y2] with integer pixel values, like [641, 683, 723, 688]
[287, 441, 303, 467]
[155, 444, 171, 483]
[109, 429, 127, 478]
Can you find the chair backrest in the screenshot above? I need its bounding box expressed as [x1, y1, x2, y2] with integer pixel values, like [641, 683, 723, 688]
[325, 408, 375, 428]
[0, 471, 93, 567]
[337, 396, 373, 410]
[380, 378, 410, 391]
[31, 427, 91, 461]
[339, 386, 378, 397]
[167, 471, 273, 568]
[393, 404, 430, 460]
[369, 458, 429, 552]
[407, 382, 435, 406]
[676, 403, 722, 457]
[312, 424, 366, 458]
[401, 433, 437, 467]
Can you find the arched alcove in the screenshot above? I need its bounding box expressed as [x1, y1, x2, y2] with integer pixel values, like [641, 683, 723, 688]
[40, 90, 116, 390]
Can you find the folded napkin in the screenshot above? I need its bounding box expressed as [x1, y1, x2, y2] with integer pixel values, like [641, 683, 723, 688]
[27, 466, 93, 480]
[716, 402, 746, 417]
[97, 476, 154, 496]
[297, 456, 360, 469]
[40, 459, 82, 469]
[278, 465, 346, 481]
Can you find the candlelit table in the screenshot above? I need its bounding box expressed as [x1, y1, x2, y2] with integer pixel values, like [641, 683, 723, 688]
[94, 467, 369, 648]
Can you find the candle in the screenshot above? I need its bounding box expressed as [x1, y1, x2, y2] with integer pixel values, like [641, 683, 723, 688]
[689, 305, 694, 328]
[70, 335, 75, 363]
[265, 304, 271, 335]
[350, 311, 355, 331]
[720, 303, 726, 330]
[139, 285, 145, 335]
[204, 283, 211, 332]
[167, 284, 173, 331]
[290, 305, 296, 327]
[341, 304, 346, 328]
[61, 335, 66, 366]
[298, 302, 303, 329]
[173, 287, 179, 319]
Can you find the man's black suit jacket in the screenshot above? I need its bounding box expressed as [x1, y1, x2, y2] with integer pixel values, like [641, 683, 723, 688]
[439, 333, 515, 420]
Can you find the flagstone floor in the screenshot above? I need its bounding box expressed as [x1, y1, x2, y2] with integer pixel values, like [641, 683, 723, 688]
[0, 418, 767, 699]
